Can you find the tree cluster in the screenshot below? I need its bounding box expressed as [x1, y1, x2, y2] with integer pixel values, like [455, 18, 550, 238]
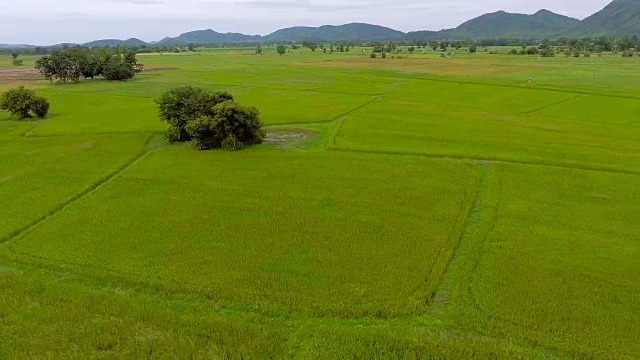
[34, 47, 143, 83]
[155, 87, 265, 151]
[11, 52, 23, 66]
[0, 87, 50, 119]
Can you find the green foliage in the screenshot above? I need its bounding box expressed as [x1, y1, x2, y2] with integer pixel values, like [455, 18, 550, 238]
[526, 46, 539, 55]
[30, 97, 50, 118]
[0, 87, 37, 119]
[155, 86, 265, 150]
[34, 47, 143, 83]
[540, 47, 556, 57]
[276, 44, 287, 55]
[370, 52, 377, 59]
[185, 101, 265, 150]
[155, 86, 234, 143]
[102, 61, 135, 81]
[622, 50, 635, 57]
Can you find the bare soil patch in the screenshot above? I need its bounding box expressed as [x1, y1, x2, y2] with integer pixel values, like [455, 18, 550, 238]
[0, 68, 41, 85]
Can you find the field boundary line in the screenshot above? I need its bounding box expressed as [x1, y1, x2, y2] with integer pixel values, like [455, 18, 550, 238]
[328, 148, 640, 176]
[23, 130, 164, 138]
[429, 165, 493, 315]
[373, 73, 640, 101]
[17, 120, 46, 137]
[211, 82, 388, 96]
[329, 96, 382, 123]
[328, 96, 381, 148]
[262, 97, 381, 129]
[0, 135, 156, 245]
[523, 94, 583, 115]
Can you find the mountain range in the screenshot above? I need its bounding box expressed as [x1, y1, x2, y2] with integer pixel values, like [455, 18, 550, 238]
[2, 0, 639, 49]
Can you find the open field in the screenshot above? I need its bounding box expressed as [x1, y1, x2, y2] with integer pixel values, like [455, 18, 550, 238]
[1, 49, 638, 358]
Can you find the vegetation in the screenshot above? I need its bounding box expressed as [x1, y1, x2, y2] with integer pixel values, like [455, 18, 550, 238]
[1, 48, 638, 358]
[155, 86, 264, 150]
[34, 47, 143, 83]
[0, 87, 49, 119]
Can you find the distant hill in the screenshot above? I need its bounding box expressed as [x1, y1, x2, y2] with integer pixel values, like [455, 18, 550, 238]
[3, 1, 640, 48]
[157, 30, 261, 45]
[0, 44, 35, 49]
[264, 23, 405, 42]
[443, 9, 581, 39]
[84, 38, 147, 48]
[581, 0, 640, 35]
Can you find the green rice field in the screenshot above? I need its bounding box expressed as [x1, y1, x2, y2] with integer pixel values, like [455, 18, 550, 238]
[0, 49, 638, 358]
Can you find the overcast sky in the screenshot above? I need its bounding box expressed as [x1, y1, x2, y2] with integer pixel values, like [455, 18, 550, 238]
[0, 0, 612, 44]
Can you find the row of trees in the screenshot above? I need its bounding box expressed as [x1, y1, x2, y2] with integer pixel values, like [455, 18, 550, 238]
[34, 47, 143, 83]
[3, 35, 640, 56]
[155, 87, 265, 151]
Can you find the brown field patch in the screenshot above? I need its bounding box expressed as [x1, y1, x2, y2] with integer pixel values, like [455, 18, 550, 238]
[300, 58, 542, 76]
[0, 68, 42, 86]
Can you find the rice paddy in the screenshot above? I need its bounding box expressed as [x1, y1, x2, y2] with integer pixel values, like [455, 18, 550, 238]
[0, 49, 638, 358]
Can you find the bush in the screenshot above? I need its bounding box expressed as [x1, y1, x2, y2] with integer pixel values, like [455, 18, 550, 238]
[381, 52, 387, 59]
[370, 53, 377, 59]
[622, 50, 634, 58]
[102, 62, 135, 81]
[0, 87, 35, 119]
[0, 87, 50, 119]
[12, 59, 23, 66]
[155, 87, 234, 143]
[156, 87, 264, 150]
[185, 102, 265, 151]
[31, 97, 50, 118]
[540, 48, 555, 57]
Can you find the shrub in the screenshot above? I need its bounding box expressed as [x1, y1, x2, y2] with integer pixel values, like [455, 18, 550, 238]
[185, 102, 265, 151]
[370, 53, 377, 59]
[540, 48, 555, 57]
[155, 87, 234, 142]
[622, 51, 634, 58]
[381, 52, 387, 59]
[12, 59, 24, 66]
[31, 97, 50, 118]
[102, 62, 135, 81]
[0, 87, 36, 119]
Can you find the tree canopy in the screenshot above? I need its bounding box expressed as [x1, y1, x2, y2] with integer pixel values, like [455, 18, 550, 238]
[0, 87, 50, 119]
[155, 87, 265, 150]
[34, 47, 143, 83]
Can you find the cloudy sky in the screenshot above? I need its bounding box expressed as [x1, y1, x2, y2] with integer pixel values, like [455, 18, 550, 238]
[1, 0, 612, 44]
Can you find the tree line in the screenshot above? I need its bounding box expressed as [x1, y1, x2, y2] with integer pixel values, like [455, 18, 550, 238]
[34, 47, 143, 83]
[4, 35, 639, 57]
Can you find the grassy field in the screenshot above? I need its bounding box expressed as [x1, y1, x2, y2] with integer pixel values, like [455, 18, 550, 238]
[0, 49, 638, 358]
